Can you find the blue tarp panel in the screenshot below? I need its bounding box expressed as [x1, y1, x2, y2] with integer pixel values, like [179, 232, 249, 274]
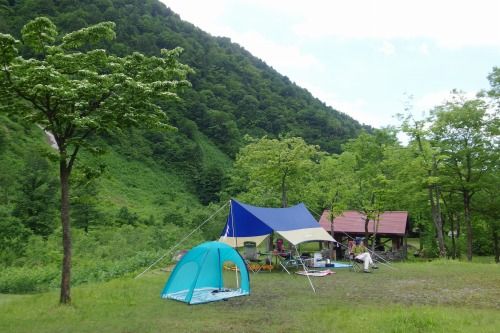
[222, 199, 324, 237]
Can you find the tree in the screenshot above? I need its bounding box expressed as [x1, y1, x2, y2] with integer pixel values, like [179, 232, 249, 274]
[228, 136, 321, 208]
[12, 153, 58, 237]
[0, 206, 32, 266]
[71, 182, 101, 233]
[313, 154, 352, 257]
[0, 17, 192, 303]
[339, 130, 398, 246]
[399, 114, 447, 257]
[430, 93, 496, 261]
[227, 135, 321, 251]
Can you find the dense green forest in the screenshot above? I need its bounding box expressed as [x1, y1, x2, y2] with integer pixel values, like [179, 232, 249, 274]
[0, 0, 498, 298]
[0, 0, 366, 295]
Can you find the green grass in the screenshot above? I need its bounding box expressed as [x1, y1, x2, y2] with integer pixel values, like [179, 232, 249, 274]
[0, 260, 498, 332]
[92, 148, 201, 219]
[195, 132, 233, 171]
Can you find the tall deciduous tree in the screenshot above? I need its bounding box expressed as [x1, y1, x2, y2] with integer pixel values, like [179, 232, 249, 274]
[400, 114, 447, 257]
[340, 130, 398, 245]
[430, 92, 497, 261]
[0, 17, 192, 303]
[228, 136, 321, 208]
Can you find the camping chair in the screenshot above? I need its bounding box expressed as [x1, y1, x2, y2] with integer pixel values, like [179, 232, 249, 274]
[347, 240, 364, 272]
[273, 238, 297, 272]
[243, 241, 264, 273]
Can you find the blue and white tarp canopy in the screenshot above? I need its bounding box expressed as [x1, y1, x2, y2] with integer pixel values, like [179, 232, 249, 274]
[219, 199, 336, 247]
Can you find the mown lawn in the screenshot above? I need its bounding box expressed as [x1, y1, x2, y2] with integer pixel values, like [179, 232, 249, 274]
[0, 260, 498, 333]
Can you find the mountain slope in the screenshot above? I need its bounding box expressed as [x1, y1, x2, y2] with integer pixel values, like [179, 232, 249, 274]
[0, 0, 368, 217]
[1, 0, 367, 156]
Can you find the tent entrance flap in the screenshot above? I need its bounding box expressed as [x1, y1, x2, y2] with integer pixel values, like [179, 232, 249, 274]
[219, 199, 336, 246]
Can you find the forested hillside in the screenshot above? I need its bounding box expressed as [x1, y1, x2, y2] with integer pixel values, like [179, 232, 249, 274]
[0, 1, 370, 293]
[0, 0, 366, 211]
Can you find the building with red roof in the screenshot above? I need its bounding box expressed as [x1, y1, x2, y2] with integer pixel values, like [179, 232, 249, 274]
[319, 210, 409, 260]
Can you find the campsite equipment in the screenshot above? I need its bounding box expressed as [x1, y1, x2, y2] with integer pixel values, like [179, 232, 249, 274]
[161, 241, 250, 305]
[220, 199, 335, 247]
[325, 262, 352, 268]
[295, 269, 334, 277]
[243, 241, 266, 273]
[220, 199, 337, 292]
[312, 252, 326, 268]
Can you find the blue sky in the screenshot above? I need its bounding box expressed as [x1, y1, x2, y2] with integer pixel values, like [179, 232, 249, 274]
[161, 0, 500, 129]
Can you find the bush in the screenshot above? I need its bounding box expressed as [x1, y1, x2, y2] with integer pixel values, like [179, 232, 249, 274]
[0, 224, 205, 293]
[0, 265, 59, 293]
[472, 219, 494, 256]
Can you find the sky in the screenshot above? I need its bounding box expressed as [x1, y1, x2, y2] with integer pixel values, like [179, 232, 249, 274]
[160, 0, 500, 130]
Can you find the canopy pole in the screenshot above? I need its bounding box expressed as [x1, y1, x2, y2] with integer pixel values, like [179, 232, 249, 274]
[229, 200, 240, 288]
[295, 246, 316, 293]
[134, 201, 230, 279]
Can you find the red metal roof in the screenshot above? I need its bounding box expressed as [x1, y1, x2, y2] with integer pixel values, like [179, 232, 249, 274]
[319, 210, 408, 236]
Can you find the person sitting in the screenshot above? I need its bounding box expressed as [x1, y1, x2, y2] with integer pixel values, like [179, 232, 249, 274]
[275, 238, 290, 259]
[351, 237, 378, 273]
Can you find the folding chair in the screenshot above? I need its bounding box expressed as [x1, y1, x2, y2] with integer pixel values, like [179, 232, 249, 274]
[347, 240, 364, 272]
[243, 241, 264, 273]
[273, 238, 296, 272]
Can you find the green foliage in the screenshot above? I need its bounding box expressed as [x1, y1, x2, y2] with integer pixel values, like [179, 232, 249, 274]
[0, 0, 366, 157]
[195, 165, 225, 204]
[115, 206, 139, 226]
[71, 182, 102, 233]
[0, 265, 60, 293]
[471, 219, 494, 256]
[11, 153, 58, 237]
[0, 224, 204, 293]
[420, 227, 440, 258]
[0, 206, 32, 266]
[227, 136, 322, 207]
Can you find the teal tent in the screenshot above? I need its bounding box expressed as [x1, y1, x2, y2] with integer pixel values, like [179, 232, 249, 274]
[161, 241, 250, 304]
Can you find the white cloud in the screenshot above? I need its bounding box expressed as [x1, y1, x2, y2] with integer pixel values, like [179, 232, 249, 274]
[161, 0, 233, 37]
[162, 0, 500, 49]
[161, 0, 324, 77]
[160, 0, 496, 130]
[289, 0, 500, 49]
[415, 90, 477, 112]
[299, 81, 395, 127]
[235, 31, 325, 72]
[419, 43, 430, 56]
[379, 41, 396, 56]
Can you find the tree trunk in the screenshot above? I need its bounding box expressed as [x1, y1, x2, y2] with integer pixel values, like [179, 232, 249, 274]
[493, 227, 499, 264]
[59, 160, 72, 304]
[330, 218, 336, 260]
[464, 191, 473, 261]
[450, 213, 456, 259]
[430, 187, 446, 257]
[364, 216, 370, 245]
[431, 154, 446, 257]
[281, 174, 287, 208]
[371, 214, 380, 252]
[415, 136, 446, 257]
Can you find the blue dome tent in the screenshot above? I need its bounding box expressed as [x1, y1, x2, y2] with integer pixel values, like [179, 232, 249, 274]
[161, 241, 250, 305]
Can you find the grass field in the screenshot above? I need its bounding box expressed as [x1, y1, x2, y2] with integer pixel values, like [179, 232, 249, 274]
[0, 260, 498, 333]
